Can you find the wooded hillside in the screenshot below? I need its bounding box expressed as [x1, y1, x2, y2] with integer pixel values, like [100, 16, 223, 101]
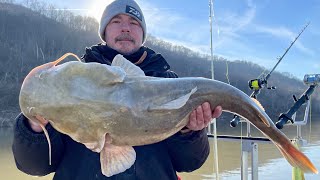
[0, 1, 319, 128]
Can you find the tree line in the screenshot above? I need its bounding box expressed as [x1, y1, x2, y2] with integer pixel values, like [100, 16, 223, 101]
[0, 1, 319, 128]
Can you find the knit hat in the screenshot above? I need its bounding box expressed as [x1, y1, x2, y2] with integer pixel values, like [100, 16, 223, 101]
[99, 0, 147, 43]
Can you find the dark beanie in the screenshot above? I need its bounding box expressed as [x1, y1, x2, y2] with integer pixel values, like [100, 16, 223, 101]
[99, 0, 147, 43]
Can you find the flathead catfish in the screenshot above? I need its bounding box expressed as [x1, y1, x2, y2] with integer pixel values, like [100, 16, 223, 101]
[19, 53, 318, 177]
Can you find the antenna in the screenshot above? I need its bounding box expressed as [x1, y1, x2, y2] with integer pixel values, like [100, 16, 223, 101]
[209, 0, 215, 80]
[209, 1, 219, 180]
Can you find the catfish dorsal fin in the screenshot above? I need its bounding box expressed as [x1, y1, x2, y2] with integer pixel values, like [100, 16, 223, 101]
[111, 54, 145, 77]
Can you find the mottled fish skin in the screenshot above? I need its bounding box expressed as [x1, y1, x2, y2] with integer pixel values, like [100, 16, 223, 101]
[19, 54, 318, 175]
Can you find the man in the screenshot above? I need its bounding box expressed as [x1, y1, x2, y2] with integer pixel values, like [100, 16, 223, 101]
[12, 0, 222, 179]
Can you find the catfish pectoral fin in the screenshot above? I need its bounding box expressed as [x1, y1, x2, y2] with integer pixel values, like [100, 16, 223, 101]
[148, 87, 197, 111]
[100, 144, 136, 177]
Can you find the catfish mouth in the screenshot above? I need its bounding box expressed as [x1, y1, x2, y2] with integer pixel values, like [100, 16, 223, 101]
[24, 62, 53, 79]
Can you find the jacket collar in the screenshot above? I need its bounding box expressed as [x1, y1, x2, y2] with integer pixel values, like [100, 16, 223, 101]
[82, 44, 171, 74]
[83, 44, 148, 64]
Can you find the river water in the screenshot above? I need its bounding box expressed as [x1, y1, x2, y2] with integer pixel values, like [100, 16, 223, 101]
[1, 121, 320, 180]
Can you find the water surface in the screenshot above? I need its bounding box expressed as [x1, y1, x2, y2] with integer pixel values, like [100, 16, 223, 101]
[1, 121, 320, 180]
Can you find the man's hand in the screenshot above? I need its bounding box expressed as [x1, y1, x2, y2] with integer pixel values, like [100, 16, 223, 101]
[27, 115, 49, 133]
[185, 102, 222, 132]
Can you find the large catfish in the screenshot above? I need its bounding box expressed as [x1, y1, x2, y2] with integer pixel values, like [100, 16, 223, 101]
[19, 53, 318, 177]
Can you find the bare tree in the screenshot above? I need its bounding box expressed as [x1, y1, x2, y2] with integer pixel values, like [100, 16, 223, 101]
[0, 0, 15, 3]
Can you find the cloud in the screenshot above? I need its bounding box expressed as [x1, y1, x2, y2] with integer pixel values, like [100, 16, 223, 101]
[217, 2, 256, 34]
[136, 1, 217, 59]
[253, 25, 315, 56]
[139, 0, 258, 55]
[138, 4, 180, 32]
[206, 1, 257, 57]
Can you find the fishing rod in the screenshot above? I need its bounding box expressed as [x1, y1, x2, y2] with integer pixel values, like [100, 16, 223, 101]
[276, 74, 319, 129]
[230, 22, 310, 128]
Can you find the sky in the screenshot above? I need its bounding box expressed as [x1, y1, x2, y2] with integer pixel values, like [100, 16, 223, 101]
[16, 0, 320, 80]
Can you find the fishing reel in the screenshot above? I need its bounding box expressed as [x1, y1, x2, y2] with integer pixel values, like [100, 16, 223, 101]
[230, 77, 277, 128]
[303, 74, 320, 86]
[248, 78, 266, 91]
[248, 78, 276, 91]
[230, 115, 241, 127]
[248, 77, 276, 99]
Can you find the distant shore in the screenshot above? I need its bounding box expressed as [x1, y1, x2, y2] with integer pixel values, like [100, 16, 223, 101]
[0, 120, 14, 127]
[0, 111, 19, 127]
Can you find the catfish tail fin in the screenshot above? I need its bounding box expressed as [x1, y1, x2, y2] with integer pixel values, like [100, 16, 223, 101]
[275, 141, 318, 174]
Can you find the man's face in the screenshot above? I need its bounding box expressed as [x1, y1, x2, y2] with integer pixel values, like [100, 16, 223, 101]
[104, 14, 143, 55]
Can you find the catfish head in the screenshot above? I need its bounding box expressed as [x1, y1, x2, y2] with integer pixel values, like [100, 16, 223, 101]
[19, 53, 82, 165]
